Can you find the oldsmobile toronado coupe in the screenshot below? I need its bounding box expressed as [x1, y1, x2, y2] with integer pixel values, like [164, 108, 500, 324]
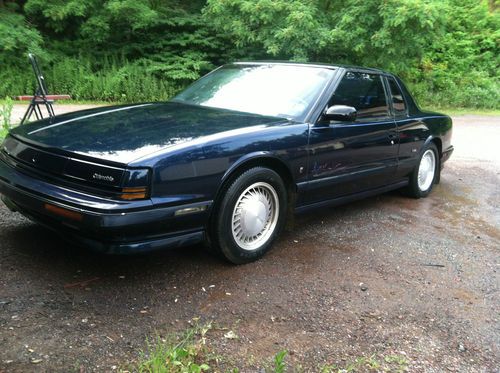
[0, 62, 453, 263]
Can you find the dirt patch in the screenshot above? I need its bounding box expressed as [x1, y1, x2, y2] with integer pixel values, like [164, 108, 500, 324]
[0, 114, 499, 372]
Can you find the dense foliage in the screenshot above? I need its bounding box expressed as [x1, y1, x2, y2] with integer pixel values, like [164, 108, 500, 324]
[0, 0, 498, 108]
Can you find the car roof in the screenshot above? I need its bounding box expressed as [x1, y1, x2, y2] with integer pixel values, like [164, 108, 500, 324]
[232, 61, 388, 74]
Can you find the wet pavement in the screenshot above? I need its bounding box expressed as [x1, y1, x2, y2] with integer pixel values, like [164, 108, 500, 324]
[0, 114, 499, 372]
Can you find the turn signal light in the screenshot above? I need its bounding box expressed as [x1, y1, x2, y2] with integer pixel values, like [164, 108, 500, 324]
[44, 203, 83, 221]
[119, 187, 148, 200]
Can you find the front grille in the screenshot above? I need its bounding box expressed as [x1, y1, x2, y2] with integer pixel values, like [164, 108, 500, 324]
[1, 136, 127, 198]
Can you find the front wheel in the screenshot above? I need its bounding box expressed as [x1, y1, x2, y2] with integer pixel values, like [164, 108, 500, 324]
[210, 167, 287, 264]
[406, 142, 440, 198]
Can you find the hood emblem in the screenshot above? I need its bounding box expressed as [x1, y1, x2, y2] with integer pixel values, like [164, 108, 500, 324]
[92, 173, 115, 182]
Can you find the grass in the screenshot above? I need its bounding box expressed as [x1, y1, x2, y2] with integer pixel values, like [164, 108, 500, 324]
[122, 322, 411, 373]
[273, 350, 288, 373]
[126, 321, 215, 373]
[0, 98, 14, 141]
[424, 106, 500, 116]
[0, 58, 181, 103]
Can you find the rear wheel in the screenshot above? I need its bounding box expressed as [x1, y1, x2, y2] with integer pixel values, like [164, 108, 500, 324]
[210, 167, 287, 264]
[406, 142, 440, 198]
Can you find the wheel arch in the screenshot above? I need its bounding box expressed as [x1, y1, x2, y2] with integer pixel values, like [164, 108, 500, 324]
[220, 152, 295, 198]
[422, 135, 442, 184]
[208, 152, 297, 226]
[423, 135, 442, 158]
[432, 137, 443, 158]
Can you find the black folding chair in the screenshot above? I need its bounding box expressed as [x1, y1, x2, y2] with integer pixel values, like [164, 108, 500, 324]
[19, 54, 60, 124]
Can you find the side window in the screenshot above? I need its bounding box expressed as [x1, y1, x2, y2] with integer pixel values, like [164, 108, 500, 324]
[329, 72, 389, 121]
[387, 77, 407, 116]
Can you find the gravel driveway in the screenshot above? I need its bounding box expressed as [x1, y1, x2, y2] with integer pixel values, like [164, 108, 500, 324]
[10, 103, 104, 125]
[0, 109, 499, 372]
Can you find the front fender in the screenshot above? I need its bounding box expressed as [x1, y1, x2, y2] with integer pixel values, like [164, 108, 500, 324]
[220, 151, 293, 185]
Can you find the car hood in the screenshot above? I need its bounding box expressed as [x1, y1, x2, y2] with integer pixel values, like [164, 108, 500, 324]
[10, 102, 288, 165]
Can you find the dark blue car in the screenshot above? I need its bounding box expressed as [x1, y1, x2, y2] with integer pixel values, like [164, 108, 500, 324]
[0, 62, 453, 263]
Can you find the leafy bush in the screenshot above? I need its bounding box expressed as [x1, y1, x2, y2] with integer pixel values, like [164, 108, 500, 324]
[0, 97, 14, 141]
[0, 0, 498, 108]
[0, 56, 182, 103]
[411, 71, 500, 109]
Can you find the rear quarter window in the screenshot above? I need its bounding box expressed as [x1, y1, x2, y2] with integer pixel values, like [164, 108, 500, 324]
[387, 77, 408, 116]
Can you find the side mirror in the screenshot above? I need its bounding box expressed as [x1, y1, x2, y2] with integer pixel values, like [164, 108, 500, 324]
[323, 105, 357, 122]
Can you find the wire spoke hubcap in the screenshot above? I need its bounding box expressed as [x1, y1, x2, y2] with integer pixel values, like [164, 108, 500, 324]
[418, 149, 436, 191]
[231, 182, 279, 251]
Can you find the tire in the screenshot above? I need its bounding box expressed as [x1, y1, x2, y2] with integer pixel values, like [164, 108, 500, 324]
[406, 142, 440, 198]
[210, 167, 287, 264]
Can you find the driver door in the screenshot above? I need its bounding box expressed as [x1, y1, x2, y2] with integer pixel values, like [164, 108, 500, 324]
[305, 71, 399, 203]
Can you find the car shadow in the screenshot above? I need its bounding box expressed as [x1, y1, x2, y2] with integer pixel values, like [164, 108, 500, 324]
[1, 220, 227, 284]
[0, 189, 408, 290]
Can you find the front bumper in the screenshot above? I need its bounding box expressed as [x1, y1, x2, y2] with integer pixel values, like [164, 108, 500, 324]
[0, 156, 210, 254]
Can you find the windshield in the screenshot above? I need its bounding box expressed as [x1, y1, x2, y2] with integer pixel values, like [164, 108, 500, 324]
[172, 64, 336, 120]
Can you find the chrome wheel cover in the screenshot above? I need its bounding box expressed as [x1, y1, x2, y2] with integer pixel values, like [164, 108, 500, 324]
[418, 149, 436, 191]
[231, 182, 279, 251]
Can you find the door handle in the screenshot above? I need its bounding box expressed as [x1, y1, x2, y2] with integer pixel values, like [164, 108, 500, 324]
[388, 133, 397, 145]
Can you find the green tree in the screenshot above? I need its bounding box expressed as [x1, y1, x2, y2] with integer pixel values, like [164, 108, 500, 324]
[204, 0, 499, 108]
[204, 0, 448, 71]
[414, 0, 500, 107]
[0, 0, 498, 108]
[204, 0, 331, 61]
[0, 2, 44, 65]
[23, 0, 224, 82]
